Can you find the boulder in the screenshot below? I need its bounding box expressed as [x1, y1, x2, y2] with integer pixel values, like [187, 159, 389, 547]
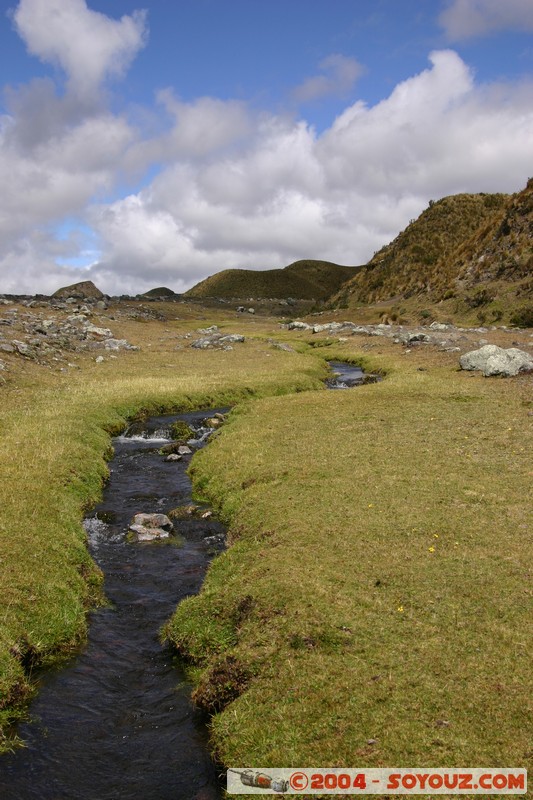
[460, 345, 533, 377]
[129, 512, 174, 541]
[84, 323, 113, 339]
[288, 321, 312, 331]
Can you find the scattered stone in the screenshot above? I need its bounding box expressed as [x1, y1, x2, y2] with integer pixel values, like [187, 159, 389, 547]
[191, 332, 245, 349]
[104, 338, 139, 351]
[197, 325, 219, 334]
[460, 345, 533, 377]
[205, 417, 223, 429]
[288, 321, 312, 330]
[84, 323, 113, 338]
[129, 512, 174, 541]
[429, 322, 452, 331]
[164, 454, 182, 462]
[95, 356, 105, 363]
[0, 343, 15, 353]
[177, 445, 192, 455]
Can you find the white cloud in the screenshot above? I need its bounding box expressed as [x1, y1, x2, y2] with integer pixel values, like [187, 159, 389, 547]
[2, 42, 533, 296]
[440, 0, 533, 40]
[11, 0, 147, 98]
[292, 54, 364, 104]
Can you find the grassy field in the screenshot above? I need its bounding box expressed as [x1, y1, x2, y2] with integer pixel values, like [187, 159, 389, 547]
[0, 311, 325, 750]
[1, 302, 531, 796]
[165, 337, 532, 782]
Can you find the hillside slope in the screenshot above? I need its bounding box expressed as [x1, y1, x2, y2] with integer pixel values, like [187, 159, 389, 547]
[332, 193, 509, 307]
[448, 179, 533, 299]
[330, 180, 533, 324]
[185, 259, 361, 300]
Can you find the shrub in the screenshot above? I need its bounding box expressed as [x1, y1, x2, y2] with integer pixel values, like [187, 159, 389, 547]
[509, 306, 533, 328]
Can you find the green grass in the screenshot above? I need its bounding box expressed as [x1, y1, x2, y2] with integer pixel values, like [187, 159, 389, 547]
[0, 334, 325, 750]
[165, 346, 532, 777]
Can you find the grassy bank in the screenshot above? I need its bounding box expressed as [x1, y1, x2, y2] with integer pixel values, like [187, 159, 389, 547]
[0, 336, 325, 750]
[165, 344, 532, 777]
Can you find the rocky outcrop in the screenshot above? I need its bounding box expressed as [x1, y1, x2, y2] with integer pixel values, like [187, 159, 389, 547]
[460, 345, 533, 376]
[191, 331, 245, 349]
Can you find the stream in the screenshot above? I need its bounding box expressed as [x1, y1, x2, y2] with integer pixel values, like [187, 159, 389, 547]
[0, 363, 365, 799]
[0, 408, 228, 800]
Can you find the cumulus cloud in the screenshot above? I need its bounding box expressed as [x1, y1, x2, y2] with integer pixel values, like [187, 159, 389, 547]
[2, 37, 533, 295]
[292, 54, 364, 104]
[11, 0, 147, 98]
[82, 49, 532, 295]
[440, 0, 533, 40]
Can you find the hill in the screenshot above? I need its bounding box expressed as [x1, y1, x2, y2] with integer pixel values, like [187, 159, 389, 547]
[330, 181, 533, 325]
[332, 193, 509, 307]
[141, 287, 176, 298]
[52, 280, 104, 300]
[185, 259, 361, 301]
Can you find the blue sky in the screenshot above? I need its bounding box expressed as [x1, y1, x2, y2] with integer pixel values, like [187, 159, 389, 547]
[0, 0, 532, 295]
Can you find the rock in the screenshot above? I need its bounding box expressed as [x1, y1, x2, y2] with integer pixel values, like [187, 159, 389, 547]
[129, 512, 174, 541]
[236, 306, 245, 312]
[191, 332, 244, 349]
[104, 338, 138, 351]
[219, 334, 244, 344]
[12, 340, 35, 358]
[407, 332, 431, 343]
[429, 322, 452, 331]
[84, 323, 113, 339]
[164, 454, 182, 462]
[460, 345, 533, 377]
[0, 359, 7, 370]
[197, 325, 219, 334]
[95, 355, 105, 363]
[247, 308, 255, 314]
[205, 417, 223, 429]
[288, 321, 312, 331]
[0, 343, 15, 353]
[177, 445, 192, 455]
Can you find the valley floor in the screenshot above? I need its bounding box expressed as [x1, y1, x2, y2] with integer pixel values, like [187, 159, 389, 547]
[0, 298, 531, 794]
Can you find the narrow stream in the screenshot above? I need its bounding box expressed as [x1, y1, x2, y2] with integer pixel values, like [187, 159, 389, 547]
[326, 360, 374, 388]
[0, 408, 228, 800]
[0, 364, 368, 799]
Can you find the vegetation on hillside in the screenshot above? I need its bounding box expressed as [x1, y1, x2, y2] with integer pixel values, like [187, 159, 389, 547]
[329, 179, 532, 325]
[332, 193, 509, 307]
[185, 259, 361, 300]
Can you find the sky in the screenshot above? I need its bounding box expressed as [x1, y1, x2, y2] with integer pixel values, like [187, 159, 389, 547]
[0, 0, 532, 296]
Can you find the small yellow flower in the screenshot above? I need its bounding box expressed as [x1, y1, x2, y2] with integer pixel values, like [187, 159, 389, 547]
[368, 503, 374, 508]
[433, 533, 439, 538]
[428, 546, 436, 553]
[397, 606, 404, 613]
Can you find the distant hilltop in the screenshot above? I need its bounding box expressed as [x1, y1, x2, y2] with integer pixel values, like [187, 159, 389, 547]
[52, 280, 105, 300]
[184, 259, 362, 301]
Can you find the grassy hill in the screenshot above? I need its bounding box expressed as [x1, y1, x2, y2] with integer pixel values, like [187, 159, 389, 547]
[185, 259, 361, 301]
[330, 180, 533, 325]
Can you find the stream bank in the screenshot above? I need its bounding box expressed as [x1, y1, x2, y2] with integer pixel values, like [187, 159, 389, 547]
[0, 409, 227, 800]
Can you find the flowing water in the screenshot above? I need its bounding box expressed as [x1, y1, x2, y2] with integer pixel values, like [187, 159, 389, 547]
[0, 366, 369, 799]
[326, 360, 369, 388]
[0, 408, 228, 800]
